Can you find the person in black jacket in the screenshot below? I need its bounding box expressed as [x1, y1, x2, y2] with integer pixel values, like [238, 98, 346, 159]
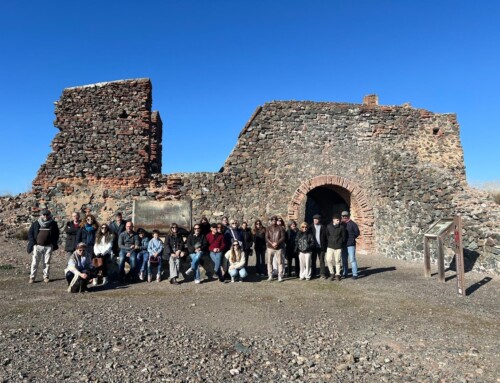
[326, 214, 346, 281]
[109, 212, 126, 256]
[64, 212, 81, 257]
[310, 214, 328, 279]
[341, 211, 361, 279]
[294, 222, 315, 280]
[286, 221, 300, 278]
[240, 221, 254, 268]
[27, 209, 60, 284]
[165, 223, 187, 285]
[76, 215, 99, 259]
[185, 224, 208, 284]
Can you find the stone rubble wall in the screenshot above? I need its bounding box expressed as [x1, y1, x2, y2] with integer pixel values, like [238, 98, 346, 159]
[2, 79, 498, 275]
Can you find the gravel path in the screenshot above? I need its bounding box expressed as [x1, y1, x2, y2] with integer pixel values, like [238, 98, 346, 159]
[0, 238, 498, 382]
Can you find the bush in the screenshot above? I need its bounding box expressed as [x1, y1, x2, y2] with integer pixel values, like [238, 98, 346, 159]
[14, 227, 29, 241]
[493, 192, 500, 205]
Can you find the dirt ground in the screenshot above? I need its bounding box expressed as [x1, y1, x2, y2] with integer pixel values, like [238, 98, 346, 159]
[0, 238, 498, 382]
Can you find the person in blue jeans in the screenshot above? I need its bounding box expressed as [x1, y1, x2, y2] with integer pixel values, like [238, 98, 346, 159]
[341, 211, 360, 279]
[118, 222, 140, 283]
[206, 223, 226, 282]
[136, 228, 150, 281]
[186, 224, 208, 284]
[147, 230, 164, 282]
[225, 240, 248, 282]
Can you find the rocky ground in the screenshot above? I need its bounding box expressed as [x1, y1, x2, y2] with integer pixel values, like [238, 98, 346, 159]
[0, 238, 498, 383]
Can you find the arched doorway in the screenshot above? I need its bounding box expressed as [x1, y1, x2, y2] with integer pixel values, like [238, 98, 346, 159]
[288, 175, 375, 253]
[305, 185, 350, 225]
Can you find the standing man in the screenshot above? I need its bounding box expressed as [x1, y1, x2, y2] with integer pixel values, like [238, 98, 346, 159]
[118, 221, 140, 283]
[311, 214, 328, 279]
[109, 212, 126, 256]
[341, 211, 360, 279]
[64, 212, 81, 258]
[27, 209, 60, 284]
[265, 216, 285, 282]
[326, 214, 346, 281]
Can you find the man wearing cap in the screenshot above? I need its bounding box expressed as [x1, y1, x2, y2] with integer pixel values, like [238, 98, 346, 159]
[265, 216, 285, 282]
[341, 211, 361, 279]
[27, 209, 60, 284]
[311, 214, 328, 279]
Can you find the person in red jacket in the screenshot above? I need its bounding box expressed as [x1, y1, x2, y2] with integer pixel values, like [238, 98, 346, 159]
[206, 223, 226, 282]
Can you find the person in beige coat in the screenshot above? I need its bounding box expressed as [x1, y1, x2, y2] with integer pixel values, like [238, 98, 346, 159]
[224, 240, 248, 282]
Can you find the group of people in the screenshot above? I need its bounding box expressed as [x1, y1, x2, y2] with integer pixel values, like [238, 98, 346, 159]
[27, 208, 360, 293]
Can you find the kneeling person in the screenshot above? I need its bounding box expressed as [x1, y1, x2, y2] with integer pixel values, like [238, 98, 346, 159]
[65, 242, 96, 293]
[225, 240, 248, 282]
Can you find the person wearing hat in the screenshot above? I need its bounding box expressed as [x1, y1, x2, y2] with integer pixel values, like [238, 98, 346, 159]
[311, 214, 328, 279]
[265, 216, 285, 281]
[27, 209, 60, 284]
[326, 214, 346, 281]
[65, 242, 96, 293]
[341, 211, 360, 279]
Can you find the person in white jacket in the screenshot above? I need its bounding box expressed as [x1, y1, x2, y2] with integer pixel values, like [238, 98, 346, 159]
[93, 223, 114, 286]
[225, 240, 248, 282]
[65, 242, 96, 293]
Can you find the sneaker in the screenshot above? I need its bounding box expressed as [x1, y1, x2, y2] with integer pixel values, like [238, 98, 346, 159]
[239, 279, 243, 283]
[102, 277, 108, 286]
[170, 278, 179, 285]
[147, 275, 152, 283]
[267, 276, 273, 282]
[139, 272, 144, 281]
[92, 278, 98, 286]
[352, 275, 358, 280]
[194, 279, 201, 284]
[186, 268, 194, 276]
[299, 277, 305, 281]
[156, 275, 161, 283]
[28, 278, 35, 284]
[43, 277, 50, 283]
[231, 277, 235, 283]
[278, 276, 283, 282]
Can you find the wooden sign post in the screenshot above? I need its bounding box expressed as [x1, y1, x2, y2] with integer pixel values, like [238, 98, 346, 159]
[424, 216, 466, 296]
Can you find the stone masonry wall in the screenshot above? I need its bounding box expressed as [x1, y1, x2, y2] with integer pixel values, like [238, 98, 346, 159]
[33, 78, 160, 188]
[8, 79, 498, 275]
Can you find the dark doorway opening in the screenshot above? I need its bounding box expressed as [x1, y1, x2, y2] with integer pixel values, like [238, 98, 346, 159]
[305, 186, 349, 225]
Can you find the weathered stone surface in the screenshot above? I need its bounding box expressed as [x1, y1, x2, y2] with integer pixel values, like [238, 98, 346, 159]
[1, 78, 499, 274]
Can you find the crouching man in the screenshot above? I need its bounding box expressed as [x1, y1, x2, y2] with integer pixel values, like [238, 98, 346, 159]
[65, 242, 97, 293]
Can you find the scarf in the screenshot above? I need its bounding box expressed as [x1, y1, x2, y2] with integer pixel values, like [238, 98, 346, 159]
[38, 216, 53, 228]
[85, 224, 95, 233]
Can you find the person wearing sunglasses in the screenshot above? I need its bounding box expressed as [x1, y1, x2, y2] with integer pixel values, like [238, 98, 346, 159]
[165, 224, 186, 285]
[186, 224, 208, 284]
[93, 223, 114, 286]
[294, 222, 315, 280]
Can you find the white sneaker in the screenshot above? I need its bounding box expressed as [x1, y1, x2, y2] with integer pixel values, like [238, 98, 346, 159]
[267, 276, 273, 281]
[139, 272, 144, 281]
[231, 277, 235, 283]
[102, 277, 108, 286]
[92, 278, 98, 286]
[194, 279, 200, 284]
[300, 277, 305, 280]
[278, 276, 283, 282]
[186, 268, 194, 276]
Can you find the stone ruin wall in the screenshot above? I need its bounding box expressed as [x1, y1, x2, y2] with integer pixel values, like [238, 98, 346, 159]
[2, 79, 498, 275]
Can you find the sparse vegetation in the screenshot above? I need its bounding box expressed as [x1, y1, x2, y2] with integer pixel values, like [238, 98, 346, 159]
[0, 264, 14, 270]
[493, 191, 500, 205]
[14, 227, 29, 241]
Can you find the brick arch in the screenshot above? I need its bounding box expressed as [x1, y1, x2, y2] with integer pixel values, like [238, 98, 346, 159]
[287, 175, 375, 252]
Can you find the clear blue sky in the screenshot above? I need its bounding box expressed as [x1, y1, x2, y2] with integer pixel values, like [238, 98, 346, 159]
[0, 0, 498, 195]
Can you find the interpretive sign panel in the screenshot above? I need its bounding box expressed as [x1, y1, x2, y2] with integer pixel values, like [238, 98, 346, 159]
[132, 200, 192, 233]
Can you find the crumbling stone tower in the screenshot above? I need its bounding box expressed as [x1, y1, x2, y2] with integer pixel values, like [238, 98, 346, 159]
[33, 78, 162, 189]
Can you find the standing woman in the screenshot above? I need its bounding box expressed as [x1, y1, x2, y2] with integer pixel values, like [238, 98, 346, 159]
[225, 240, 248, 282]
[240, 221, 254, 268]
[252, 220, 266, 276]
[77, 215, 99, 258]
[286, 221, 300, 278]
[65, 212, 81, 258]
[295, 222, 315, 280]
[93, 223, 114, 286]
